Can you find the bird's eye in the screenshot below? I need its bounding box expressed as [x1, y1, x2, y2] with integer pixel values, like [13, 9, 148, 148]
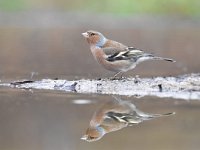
[90, 33, 95, 36]
[89, 136, 96, 140]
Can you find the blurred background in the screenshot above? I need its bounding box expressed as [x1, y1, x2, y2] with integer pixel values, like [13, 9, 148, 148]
[0, 0, 199, 80]
[0, 0, 199, 16]
[0, 1, 200, 150]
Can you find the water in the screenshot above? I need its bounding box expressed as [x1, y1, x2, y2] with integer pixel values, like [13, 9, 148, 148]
[0, 88, 199, 150]
[0, 13, 200, 150]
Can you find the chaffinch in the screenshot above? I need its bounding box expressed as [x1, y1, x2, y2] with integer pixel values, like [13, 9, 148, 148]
[82, 30, 175, 78]
[81, 97, 175, 142]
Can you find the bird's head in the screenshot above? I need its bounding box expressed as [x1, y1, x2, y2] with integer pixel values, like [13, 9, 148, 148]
[81, 126, 106, 142]
[82, 30, 107, 47]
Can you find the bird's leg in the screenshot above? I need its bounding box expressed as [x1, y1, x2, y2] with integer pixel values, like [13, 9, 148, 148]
[114, 71, 122, 77]
[134, 75, 141, 83]
[112, 95, 123, 102]
[119, 72, 124, 79]
[110, 71, 123, 80]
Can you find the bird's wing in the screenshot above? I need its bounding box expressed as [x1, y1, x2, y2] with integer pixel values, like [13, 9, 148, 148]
[105, 111, 142, 124]
[106, 47, 150, 62]
[102, 47, 126, 56]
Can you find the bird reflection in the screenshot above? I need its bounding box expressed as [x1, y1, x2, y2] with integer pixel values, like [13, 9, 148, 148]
[81, 96, 175, 142]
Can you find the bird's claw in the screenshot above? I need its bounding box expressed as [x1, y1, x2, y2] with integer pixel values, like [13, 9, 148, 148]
[109, 76, 126, 80]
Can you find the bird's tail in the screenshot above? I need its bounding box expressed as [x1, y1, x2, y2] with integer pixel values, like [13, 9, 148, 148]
[135, 108, 176, 121]
[152, 56, 176, 62]
[143, 112, 176, 120]
[150, 112, 176, 117]
[125, 112, 176, 125]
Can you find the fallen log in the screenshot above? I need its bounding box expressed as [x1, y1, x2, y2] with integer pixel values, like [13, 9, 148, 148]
[1, 73, 200, 100]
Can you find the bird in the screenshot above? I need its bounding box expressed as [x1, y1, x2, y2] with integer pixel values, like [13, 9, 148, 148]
[81, 96, 175, 142]
[82, 30, 175, 78]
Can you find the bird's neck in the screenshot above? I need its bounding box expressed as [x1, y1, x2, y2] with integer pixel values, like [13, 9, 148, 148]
[96, 126, 106, 135]
[96, 36, 107, 48]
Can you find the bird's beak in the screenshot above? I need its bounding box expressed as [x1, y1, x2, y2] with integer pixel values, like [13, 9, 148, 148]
[80, 134, 88, 141]
[82, 32, 89, 38]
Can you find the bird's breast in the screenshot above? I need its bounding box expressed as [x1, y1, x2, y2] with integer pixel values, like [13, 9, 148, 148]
[90, 48, 106, 63]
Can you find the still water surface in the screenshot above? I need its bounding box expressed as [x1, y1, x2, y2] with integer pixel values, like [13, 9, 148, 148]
[0, 87, 200, 150]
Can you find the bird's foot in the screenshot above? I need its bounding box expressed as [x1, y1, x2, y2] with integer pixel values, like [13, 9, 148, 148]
[134, 75, 141, 83]
[109, 76, 126, 80]
[96, 77, 102, 80]
[109, 76, 119, 80]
